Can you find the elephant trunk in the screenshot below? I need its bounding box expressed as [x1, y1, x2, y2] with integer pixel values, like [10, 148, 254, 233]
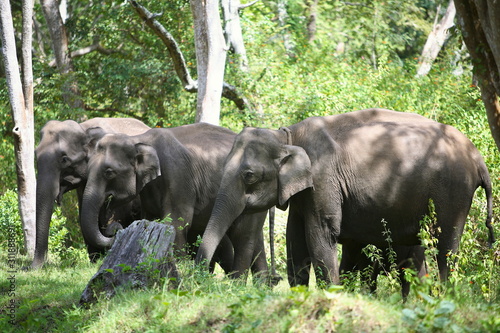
[31, 158, 60, 269]
[196, 189, 246, 268]
[80, 185, 115, 250]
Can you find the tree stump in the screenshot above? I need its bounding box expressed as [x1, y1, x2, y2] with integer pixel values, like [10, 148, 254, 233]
[80, 220, 179, 305]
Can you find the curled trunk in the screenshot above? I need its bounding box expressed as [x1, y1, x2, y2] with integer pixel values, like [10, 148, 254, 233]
[80, 186, 115, 250]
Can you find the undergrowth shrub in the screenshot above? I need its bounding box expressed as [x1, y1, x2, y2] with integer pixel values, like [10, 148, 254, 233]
[0, 189, 87, 265]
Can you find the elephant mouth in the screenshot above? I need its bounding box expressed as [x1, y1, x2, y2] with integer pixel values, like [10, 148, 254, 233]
[103, 194, 115, 208]
[57, 175, 83, 205]
[98, 195, 118, 231]
[102, 193, 130, 209]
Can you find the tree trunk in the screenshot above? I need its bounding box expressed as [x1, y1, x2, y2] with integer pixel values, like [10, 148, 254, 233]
[416, 1, 456, 77]
[305, 0, 319, 43]
[221, 0, 249, 71]
[80, 220, 179, 305]
[191, 0, 228, 125]
[40, 0, 84, 111]
[455, 0, 500, 152]
[1, 0, 36, 257]
[278, 0, 294, 57]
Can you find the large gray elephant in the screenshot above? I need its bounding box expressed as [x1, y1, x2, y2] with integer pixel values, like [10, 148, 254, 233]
[79, 123, 274, 280]
[195, 108, 495, 288]
[32, 118, 150, 269]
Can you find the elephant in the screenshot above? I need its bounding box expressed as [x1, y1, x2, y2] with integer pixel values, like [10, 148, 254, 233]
[195, 108, 495, 289]
[31, 117, 150, 269]
[79, 123, 276, 281]
[340, 242, 426, 299]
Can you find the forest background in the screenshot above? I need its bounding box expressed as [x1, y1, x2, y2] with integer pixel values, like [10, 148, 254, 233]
[0, 0, 499, 331]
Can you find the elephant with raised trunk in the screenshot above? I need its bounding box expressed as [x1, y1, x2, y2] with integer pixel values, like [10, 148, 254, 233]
[79, 123, 275, 281]
[32, 118, 150, 269]
[195, 108, 495, 288]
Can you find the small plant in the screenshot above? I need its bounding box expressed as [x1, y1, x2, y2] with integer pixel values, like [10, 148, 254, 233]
[0, 190, 24, 251]
[415, 199, 446, 298]
[223, 291, 267, 333]
[402, 296, 459, 331]
[0, 190, 83, 264]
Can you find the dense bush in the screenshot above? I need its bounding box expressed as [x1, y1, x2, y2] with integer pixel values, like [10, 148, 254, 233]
[0, 190, 87, 265]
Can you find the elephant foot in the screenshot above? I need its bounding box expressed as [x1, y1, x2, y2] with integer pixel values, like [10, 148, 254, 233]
[251, 271, 283, 287]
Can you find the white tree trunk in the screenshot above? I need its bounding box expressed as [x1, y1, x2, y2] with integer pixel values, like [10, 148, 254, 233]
[40, 0, 84, 110]
[278, 0, 294, 57]
[191, 0, 228, 125]
[0, 0, 36, 257]
[221, 0, 249, 71]
[416, 0, 456, 77]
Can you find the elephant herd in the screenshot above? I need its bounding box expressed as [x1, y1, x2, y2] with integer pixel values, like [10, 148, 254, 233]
[31, 108, 496, 298]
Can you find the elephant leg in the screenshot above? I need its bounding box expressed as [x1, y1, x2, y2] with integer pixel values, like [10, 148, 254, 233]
[399, 269, 411, 299]
[339, 241, 365, 278]
[398, 246, 426, 300]
[163, 204, 195, 257]
[228, 212, 267, 280]
[250, 228, 282, 286]
[368, 265, 379, 294]
[435, 209, 468, 282]
[286, 209, 311, 287]
[250, 230, 268, 274]
[212, 234, 234, 274]
[305, 213, 341, 287]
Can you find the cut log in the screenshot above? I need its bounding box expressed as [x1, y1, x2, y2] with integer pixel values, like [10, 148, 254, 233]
[80, 220, 179, 305]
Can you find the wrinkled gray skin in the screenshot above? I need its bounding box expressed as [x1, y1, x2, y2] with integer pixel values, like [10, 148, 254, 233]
[80, 123, 273, 280]
[340, 242, 426, 299]
[195, 108, 495, 288]
[32, 118, 150, 269]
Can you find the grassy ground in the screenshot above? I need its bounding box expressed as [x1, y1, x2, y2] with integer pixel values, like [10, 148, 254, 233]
[1, 247, 499, 333]
[1, 204, 499, 332]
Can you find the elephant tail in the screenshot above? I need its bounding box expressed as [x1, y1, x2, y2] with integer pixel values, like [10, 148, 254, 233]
[480, 171, 495, 247]
[268, 206, 282, 285]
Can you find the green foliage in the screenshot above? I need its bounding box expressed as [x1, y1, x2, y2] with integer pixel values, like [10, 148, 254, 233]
[0, 190, 23, 251]
[0, 190, 86, 265]
[402, 298, 459, 332]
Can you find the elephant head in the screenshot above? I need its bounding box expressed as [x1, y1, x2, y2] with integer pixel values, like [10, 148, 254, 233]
[80, 133, 161, 250]
[195, 127, 313, 267]
[32, 120, 91, 268]
[31, 118, 150, 269]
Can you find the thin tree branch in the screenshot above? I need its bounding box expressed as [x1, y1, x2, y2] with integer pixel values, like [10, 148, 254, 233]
[129, 0, 249, 110]
[239, 0, 259, 10]
[48, 41, 122, 67]
[129, 0, 197, 92]
[222, 82, 249, 110]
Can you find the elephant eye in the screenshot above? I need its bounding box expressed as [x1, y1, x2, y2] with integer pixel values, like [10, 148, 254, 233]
[242, 170, 258, 185]
[60, 155, 71, 167]
[104, 168, 116, 180]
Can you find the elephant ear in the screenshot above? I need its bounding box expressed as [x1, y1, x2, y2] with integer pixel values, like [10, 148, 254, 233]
[278, 145, 313, 209]
[85, 127, 107, 155]
[135, 143, 161, 192]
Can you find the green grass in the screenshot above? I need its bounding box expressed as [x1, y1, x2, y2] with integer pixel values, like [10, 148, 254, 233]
[1, 236, 499, 333]
[1, 198, 499, 332]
